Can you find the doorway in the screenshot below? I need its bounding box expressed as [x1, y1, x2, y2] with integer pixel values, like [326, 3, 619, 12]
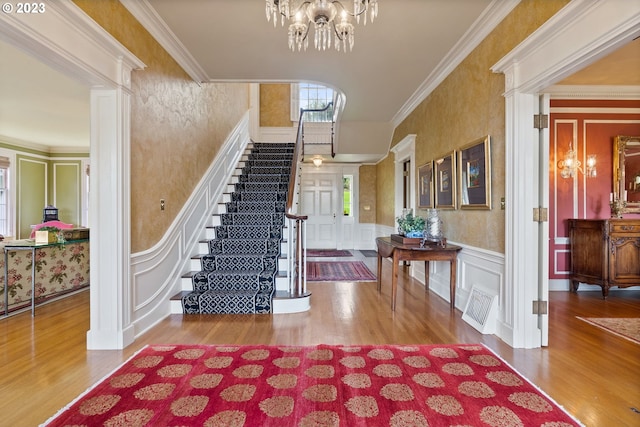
[301, 172, 340, 249]
[491, 0, 637, 348]
[0, 3, 144, 349]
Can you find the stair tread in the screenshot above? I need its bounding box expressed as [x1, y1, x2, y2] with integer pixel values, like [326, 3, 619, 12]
[274, 290, 312, 299]
[183, 143, 297, 315]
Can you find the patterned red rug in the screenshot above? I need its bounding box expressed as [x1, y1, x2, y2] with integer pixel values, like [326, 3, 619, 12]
[307, 249, 353, 257]
[576, 317, 640, 345]
[43, 344, 583, 427]
[307, 261, 376, 282]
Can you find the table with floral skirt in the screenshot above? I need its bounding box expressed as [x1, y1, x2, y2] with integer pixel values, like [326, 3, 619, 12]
[1, 239, 89, 316]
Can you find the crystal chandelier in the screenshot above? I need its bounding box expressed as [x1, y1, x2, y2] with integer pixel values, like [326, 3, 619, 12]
[558, 141, 597, 179]
[265, 0, 379, 52]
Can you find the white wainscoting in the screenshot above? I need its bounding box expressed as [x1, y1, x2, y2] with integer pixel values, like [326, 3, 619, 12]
[354, 223, 377, 250]
[256, 126, 296, 143]
[129, 113, 250, 338]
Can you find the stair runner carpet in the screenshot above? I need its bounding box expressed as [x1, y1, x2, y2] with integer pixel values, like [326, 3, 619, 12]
[181, 142, 294, 314]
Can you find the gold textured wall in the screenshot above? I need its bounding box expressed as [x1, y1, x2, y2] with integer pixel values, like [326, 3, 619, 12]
[376, 155, 395, 227]
[358, 165, 377, 223]
[73, 0, 249, 252]
[260, 84, 292, 127]
[377, 0, 569, 253]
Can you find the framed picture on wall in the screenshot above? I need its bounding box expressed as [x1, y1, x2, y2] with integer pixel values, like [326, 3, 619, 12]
[418, 161, 434, 208]
[434, 151, 456, 209]
[458, 135, 491, 209]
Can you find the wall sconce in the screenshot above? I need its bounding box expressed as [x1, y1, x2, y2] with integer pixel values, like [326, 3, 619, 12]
[312, 156, 323, 167]
[558, 141, 596, 178]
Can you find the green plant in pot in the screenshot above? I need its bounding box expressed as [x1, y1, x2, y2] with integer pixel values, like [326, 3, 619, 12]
[396, 211, 425, 238]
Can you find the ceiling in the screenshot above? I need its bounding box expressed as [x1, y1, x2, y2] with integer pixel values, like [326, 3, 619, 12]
[0, 1, 638, 160]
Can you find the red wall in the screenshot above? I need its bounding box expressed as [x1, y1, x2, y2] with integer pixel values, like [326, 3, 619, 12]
[549, 99, 640, 281]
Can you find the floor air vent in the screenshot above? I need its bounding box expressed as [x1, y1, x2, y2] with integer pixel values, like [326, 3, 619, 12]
[462, 286, 498, 334]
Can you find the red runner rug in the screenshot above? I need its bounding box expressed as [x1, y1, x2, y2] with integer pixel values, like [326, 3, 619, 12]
[577, 317, 640, 345]
[43, 344, 582, 427]
[307, 261, 376, 282]
[307, 249, 353, 257]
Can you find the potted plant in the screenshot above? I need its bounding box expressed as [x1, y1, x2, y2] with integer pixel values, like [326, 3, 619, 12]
[396, 211, 425, 238]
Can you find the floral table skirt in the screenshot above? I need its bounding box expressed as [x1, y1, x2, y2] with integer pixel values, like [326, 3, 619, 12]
[0, 240, 89, 315]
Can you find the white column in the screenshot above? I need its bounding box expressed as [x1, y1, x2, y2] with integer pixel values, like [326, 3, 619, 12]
[86, 87, 134, 349]
[501, 89, 542, 348]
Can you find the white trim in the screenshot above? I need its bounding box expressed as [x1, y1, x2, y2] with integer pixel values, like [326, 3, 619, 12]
[1, 0, 146, 349]
[392, 0, 520, 128]
[546, 85, 640, 99]
[257, 127, 297, 144]
[391, 134, 416, 223]
[52, 162, 81, 223]
[17, 157, 48, 238]
[492, 0, 640, 94]
[0, 134, 89, 154]
[130, 114, 250, 338]
[249, 84, 260, 141]
[290, 83, 300, 122]
[551, 107, 640, 114]
[120, 0, 209, 83]
[491, 0, 640, 348]
[0, 0, 145, 88]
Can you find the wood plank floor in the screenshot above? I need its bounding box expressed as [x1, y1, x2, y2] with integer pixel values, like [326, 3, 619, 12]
[1, 262, 638, 427]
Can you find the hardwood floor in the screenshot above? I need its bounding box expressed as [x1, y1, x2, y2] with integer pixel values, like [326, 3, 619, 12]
[1, 260, 638, 427]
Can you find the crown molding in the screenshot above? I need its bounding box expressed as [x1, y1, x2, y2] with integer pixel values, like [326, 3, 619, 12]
[492, 0, 640, 94]
[0, 134, 89, 155]
[120, 0, 209, 84]
[0, 0, 145, 89]
[546, 85, 640, 100]
[392, 0, 521, 128]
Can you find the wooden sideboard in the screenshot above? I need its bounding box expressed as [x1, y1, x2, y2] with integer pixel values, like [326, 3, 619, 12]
[569, 219, 640, 298]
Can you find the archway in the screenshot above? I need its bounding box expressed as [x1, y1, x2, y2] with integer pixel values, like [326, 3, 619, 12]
[492, 0, 640, 348]
[0, 2, 145, 349]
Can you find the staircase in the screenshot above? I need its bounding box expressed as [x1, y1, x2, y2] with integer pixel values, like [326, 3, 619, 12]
[179, 142, 300, 314]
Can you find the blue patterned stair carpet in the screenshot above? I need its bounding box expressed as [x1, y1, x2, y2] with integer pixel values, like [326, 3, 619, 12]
[181, 143, 294, 314]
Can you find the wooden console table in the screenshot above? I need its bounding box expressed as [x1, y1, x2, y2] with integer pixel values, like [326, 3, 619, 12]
[569, 218, 640, 298]
[375, 237, 462, 311]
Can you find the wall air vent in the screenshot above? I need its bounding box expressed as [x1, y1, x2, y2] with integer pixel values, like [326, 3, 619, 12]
[462, 285, 498, 334]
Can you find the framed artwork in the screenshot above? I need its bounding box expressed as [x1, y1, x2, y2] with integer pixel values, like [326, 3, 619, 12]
[458, 135, 491, 209]
[418, 161, 434, 208]
[434, 151, 456, 209]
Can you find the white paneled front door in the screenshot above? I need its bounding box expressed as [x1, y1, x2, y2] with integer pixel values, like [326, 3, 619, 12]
[301, 173, 339, 249]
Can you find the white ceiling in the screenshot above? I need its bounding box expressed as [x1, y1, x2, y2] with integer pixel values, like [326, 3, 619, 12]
[0, 1, 638, 159]
[0, 38, 91, 150]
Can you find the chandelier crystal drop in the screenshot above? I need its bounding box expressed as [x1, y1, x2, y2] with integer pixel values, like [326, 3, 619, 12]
[265, 0, 379, 52]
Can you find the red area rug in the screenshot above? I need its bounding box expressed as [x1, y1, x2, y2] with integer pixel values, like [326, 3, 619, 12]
[307, 249, 353, 257]
[577, 317, 640, 345]
[307, 261, 376, 282]
[43, 344, 583, 427]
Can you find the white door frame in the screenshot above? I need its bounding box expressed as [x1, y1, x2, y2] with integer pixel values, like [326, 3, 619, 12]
[300, 170, 339, 249]
[391, 134, 417, 220]
[492, 0, 640, 348]
[0, 0, 145, 349]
